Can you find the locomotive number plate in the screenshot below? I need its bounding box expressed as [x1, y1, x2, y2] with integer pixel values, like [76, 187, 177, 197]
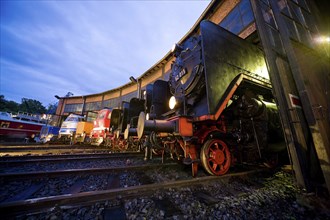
[175, 68, 187, 82]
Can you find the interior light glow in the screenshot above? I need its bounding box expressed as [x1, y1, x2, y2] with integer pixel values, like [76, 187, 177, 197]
[254, 65, 269, 79]
[315, 36, 330, 44]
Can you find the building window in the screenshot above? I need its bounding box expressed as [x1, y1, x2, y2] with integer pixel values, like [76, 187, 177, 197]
[103, 98, 120, 109]
[84, 101, 102, 111]
[278, 0, 313, 46]
[86, 111, 98, 122]
[219, 0, 255, 35]
[64, 104, 83, 113]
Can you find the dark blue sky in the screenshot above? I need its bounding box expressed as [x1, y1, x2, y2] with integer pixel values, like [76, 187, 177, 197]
[0, 1, 210, 106]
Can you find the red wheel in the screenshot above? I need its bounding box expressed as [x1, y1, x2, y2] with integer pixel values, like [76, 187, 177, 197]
[201, 139, 231, 175]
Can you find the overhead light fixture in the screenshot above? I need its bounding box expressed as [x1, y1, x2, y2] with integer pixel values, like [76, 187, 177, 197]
[130, 76, 138, 83]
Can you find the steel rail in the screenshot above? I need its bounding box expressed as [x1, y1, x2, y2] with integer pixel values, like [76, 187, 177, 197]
[0, 152, 143, 164]
[0, 169, 267, 217]
[0, 146, 110, 151]
[0, 162, 178, 180]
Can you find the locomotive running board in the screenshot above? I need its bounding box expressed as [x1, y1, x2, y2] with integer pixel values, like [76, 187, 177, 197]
[194, 74, 244, 121]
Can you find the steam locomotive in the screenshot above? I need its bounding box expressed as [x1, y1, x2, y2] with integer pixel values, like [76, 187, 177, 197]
[135, 21, 285, 176]
[89, 98, 145, 152]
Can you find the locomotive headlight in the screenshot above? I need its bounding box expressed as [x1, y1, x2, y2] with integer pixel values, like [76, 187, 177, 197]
[169, 96, 177, 110]
[146, 113, 150, 120]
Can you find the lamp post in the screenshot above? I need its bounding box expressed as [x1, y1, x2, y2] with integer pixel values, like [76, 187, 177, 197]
[130, 76, 141, 98]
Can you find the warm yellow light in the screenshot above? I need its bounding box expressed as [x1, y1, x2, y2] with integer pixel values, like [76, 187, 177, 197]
[169, 96, 177, 110]
[315, 36, 330, 44]
[254, 65, 269, 79]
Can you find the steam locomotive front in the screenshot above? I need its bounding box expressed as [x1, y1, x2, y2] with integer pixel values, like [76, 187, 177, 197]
[136, 35, 206, 140]
[168, 36, 205, 116]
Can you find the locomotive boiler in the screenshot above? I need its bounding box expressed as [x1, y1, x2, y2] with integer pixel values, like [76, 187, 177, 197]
[137, 21, 284, 176]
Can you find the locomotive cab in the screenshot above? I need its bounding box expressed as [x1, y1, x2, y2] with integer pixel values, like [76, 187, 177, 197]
[58, 114, 84, 139]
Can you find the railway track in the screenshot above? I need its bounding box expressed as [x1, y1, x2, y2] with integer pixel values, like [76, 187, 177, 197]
[0, 152, 159, 175]
[0, 168, 267, 218]
[0, 144, 100, 150]
[0, 162, 177, 179]
[0, 144, 327, 219]
[0, 144, 119, 156]
[0, 152, 143, 163]
[0, 161, 326, 219]
[0, 147, 272, 219]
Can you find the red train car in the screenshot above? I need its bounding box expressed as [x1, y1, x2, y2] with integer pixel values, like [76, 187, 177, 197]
[90, 108, 112, 146]
[0, 111, 47, 141]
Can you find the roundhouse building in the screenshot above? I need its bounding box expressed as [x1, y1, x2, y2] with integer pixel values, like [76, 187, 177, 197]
[55, 0, 330, 193]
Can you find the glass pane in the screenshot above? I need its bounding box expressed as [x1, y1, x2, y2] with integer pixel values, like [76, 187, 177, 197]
[220, 6, 244, 34]
[260, 0, 270, 6]
[240, 0, 254, 26]
[288, 1, 305, 25]
[85, 101, 102, 111]
[266, 25, 285, 54]
[278, 0, 291, 18]
[105, 99, 116, 108]
[302, 10, 316, 32]
[64, 104, 82, 113]
[240, 0, 251, 12]
[297, 0, 310, 12]
[260, 1, 277, 28]
[284, 16, 299, 41]
[296, 22, 312, 47]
